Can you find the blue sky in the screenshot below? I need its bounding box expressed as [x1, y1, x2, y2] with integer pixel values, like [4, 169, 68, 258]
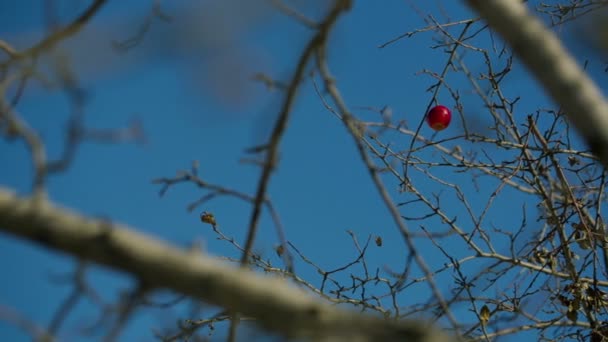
[1, 1, 604, 341]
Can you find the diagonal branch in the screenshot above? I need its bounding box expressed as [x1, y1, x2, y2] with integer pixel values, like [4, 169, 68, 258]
[0, 187, 455, 342]
[1, 0, 108, 64]
[464, 0, 608, 168]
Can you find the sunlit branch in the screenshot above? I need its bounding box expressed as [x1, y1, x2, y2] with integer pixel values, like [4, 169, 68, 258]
[0, 187, 455, 342]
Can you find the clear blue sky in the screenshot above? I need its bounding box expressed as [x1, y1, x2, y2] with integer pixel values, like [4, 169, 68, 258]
[1, 1, 602, 341]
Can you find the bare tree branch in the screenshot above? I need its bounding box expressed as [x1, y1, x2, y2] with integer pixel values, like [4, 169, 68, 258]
[0, 187, 455, 342]
[464, 0, 608, 167]
[0, 0, 108, 64]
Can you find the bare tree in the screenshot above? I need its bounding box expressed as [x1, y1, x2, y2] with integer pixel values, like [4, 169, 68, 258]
[1, 0, 608, 341]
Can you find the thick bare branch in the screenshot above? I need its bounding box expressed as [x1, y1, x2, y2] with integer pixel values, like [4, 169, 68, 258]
[0, 187, 454, 342]
[464, 0, 608, 167]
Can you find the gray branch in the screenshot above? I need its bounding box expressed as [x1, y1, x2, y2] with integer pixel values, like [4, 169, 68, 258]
[0, 187, 455, 342]
[464, 0, 608, 167]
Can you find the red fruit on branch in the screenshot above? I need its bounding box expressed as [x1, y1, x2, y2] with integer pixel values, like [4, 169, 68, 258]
[426, 105, 452, 131]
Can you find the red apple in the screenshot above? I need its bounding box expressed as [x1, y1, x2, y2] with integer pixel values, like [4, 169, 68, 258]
[426, 105, 452, 131]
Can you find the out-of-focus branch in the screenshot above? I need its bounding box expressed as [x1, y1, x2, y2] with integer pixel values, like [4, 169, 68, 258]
[0, 97, 48, 195]
[0, 0, 108, 65]
[463, 0, 608, 168]
[231, 4, 351, 337]
[0, 304, 55, 341]
[241, 0, 351, 267]
[0, 187, 455, 342]
[269, 0, 318, 29]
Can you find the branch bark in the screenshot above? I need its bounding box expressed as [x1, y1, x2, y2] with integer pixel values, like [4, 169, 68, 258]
[0, 187, 454, 342]
[464, 0, 608, 168]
